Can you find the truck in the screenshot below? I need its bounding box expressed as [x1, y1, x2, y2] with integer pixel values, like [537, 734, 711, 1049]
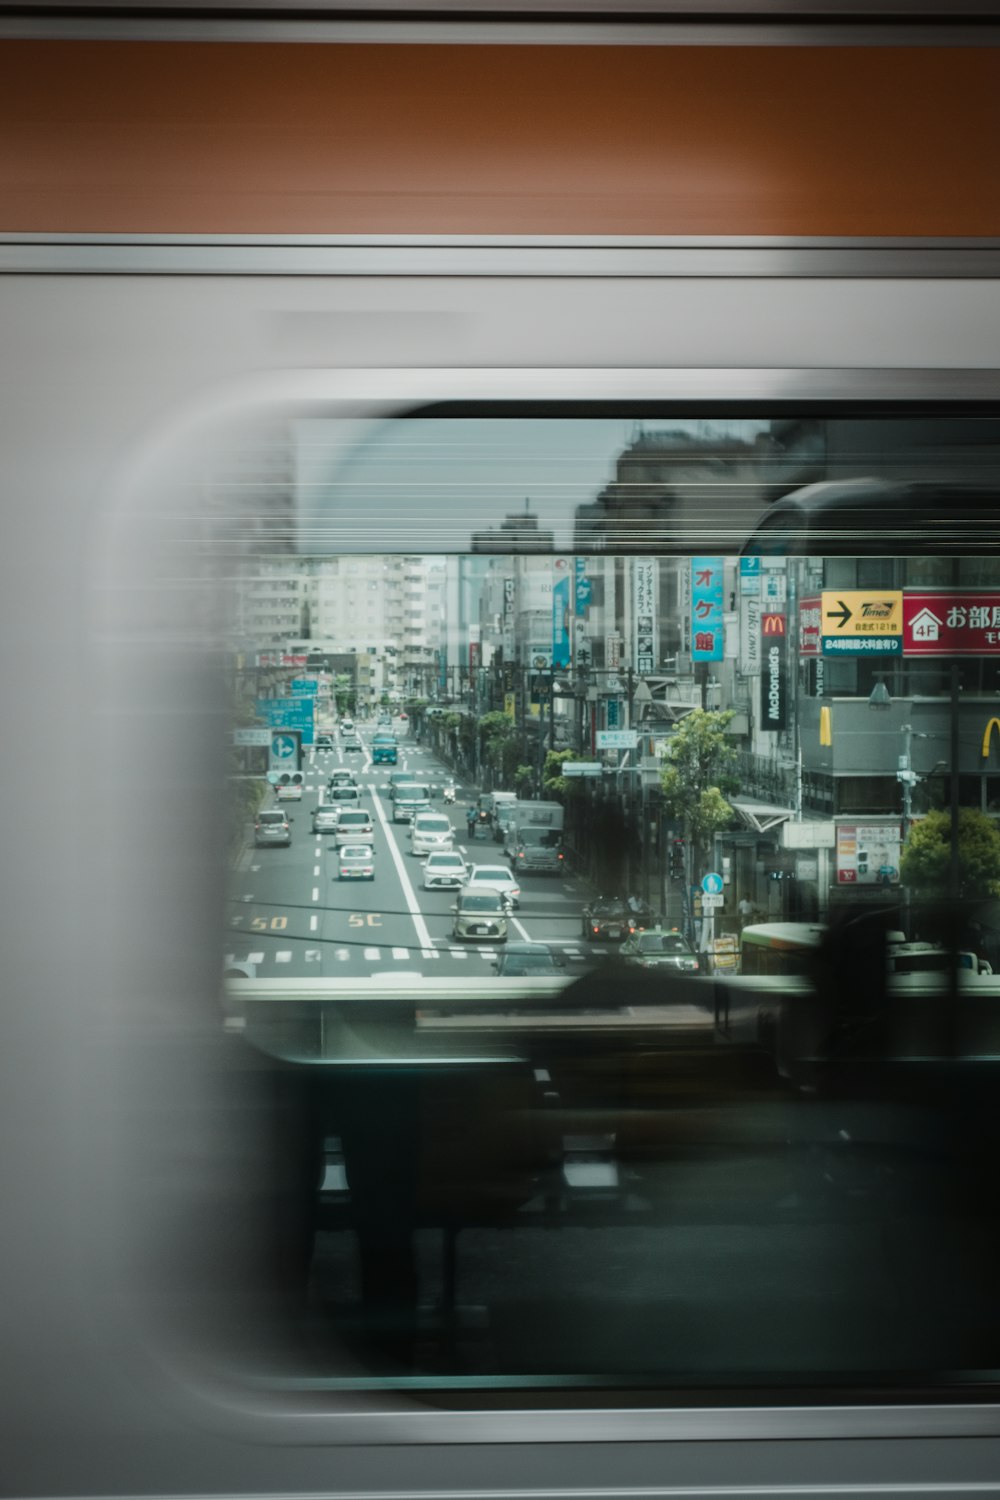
[392, 782, 431, 823]
[505, 800, 566, 873]
[372, 732, 398, 765]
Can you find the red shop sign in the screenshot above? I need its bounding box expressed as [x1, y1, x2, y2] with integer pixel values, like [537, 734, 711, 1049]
[903, 593, 1000, 655]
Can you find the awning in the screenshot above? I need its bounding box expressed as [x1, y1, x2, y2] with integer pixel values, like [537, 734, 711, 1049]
[731, 797, 794, 834]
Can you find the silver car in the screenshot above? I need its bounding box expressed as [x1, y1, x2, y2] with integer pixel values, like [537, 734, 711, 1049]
[451, 889, 510, 943]
[254, 809, 291, 847]
[334, 809, 375, 846]
[338, 843, 375, 880]
[312, 799, 341, 833]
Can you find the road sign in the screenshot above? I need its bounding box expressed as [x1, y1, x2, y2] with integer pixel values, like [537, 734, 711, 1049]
[561, 761, 603, 777]
[596, 729, 638, 750]
[231, 728, 271, 747]
[701, 892, 724, 910]
[290, 678, 318, 695]
[255, 695, 315, 745]
[821, 590, 902, 655]
[701, 872, 724, 895]
[270, 733, 298, 761]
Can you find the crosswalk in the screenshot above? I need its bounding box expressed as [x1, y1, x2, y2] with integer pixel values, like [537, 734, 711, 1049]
[225, 942, 592, 970]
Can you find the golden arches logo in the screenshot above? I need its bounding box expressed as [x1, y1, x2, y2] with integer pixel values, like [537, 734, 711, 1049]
[762, 613, 786, 636]
[982, 717, 1000, 759]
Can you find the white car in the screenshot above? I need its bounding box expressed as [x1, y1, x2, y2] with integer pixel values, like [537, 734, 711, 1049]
[410, 812, 455, 857]
[467, 864, 521, 909]
[422, 850, 469, 890]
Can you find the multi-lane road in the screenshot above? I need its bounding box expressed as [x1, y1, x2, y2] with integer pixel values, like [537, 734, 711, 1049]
[226, 721, 602, 979]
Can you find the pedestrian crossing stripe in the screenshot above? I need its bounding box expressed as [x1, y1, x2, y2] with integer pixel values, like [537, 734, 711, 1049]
[228, 945, 600, 967]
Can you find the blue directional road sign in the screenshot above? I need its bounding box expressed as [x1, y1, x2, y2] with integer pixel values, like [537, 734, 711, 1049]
[255, 695, 314, 745]
[271, 733, 297, 761]
[701, 872, 724, 895]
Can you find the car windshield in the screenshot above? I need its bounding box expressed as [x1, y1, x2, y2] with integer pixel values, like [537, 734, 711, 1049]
[258, 812, 285, 825]
[505, 951, 557, 970]
[461, 894, 503, 913]
[416, 818, 450, 832]
[637, 934, 689, 954]
[339, 813, 370, 825]
[473, 868, 510, 882]
[429, 854, 464, 868]
[341, 846, 373, 859]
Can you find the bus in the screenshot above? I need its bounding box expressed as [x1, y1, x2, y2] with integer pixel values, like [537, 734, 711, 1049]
[739, 922, 826, 978]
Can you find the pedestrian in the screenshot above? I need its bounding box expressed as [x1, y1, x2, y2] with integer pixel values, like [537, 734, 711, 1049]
[466, 805, 477, 837]
[738, 896, 753, 928]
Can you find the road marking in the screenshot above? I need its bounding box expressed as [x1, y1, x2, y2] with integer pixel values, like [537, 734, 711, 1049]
[370, 783, 434, 950]
[510, 915, 533, 941]
[312, 887, 320, 901]
[275, 951, 292, 963]
[336, 948, 350, 961]
[310, 913, 319, 931]
[363, 946, 381, 960]
[421, 947, 440, 959]
[448, 946, 467, 959]
[391, 947, 409, 960]
[478, 949, 496, 960]
[313, 865, 321, 876]
[305, 949, 321, 963]
[248, 951, 264, 964]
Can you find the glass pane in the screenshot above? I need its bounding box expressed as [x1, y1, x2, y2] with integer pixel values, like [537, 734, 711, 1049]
[215, 409, 1000, 1402]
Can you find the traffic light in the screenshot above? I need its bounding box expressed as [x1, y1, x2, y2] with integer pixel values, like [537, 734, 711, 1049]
[669, 839, 686, 881]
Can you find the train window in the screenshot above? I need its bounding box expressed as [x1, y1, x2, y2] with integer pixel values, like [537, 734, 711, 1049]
[196, 400, 1000, 1417]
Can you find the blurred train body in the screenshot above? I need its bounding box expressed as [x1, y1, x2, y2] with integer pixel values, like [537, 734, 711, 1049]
[3, 6, 1000, 1499]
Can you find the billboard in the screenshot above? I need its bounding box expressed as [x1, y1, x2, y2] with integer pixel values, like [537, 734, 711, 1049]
[903, 592, 1000, 654]
[760, 617, 787, 731]
[691, 557, 723, 662]
[634, 558, 657, 673]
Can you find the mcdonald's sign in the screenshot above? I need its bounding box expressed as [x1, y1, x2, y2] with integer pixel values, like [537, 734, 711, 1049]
[762, 612, 786, 636]
[982, 717, 1000, 759]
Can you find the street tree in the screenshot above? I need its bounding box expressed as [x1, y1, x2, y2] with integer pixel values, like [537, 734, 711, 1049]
[900, 807, 1000, 899]
[658, 708, 738, 872]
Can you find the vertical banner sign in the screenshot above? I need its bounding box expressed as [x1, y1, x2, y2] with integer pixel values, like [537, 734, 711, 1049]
[691, 558, 724, 662]
[552, 559, 571, 669]
[633, 558, 657, 673]
[799, 597, 821, 656]
[679, 559, 692, 654]
[739, 556, 761, 596]
[502, 576, 515, 658]
[760, 613, 787, 730]
[739, 594, 762, 676]
[605, 632, 621, 670]
[574, 556, 592, 615]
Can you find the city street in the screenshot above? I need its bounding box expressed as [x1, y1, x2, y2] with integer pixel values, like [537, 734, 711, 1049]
[227, 722, 610, 979]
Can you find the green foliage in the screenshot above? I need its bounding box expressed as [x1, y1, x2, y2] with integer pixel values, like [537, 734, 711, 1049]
[659, 708, 737, 854]
[542, 748, 585, 801]
[513, 763, 535, 796]
[478, 710, 517, 772]
[900, 808, 1000, 899]
[333, 673, 354, 714]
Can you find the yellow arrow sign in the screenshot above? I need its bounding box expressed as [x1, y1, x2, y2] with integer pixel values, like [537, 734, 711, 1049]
[821, 590, 903, 637]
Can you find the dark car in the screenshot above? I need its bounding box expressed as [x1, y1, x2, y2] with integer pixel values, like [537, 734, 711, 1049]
[620, 929, 700, 973]
[491, 942, 566, 977]
[581, 895, 653, 942]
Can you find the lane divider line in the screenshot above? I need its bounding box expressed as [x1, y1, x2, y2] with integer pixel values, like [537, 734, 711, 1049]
[370, 781, 435, 951]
